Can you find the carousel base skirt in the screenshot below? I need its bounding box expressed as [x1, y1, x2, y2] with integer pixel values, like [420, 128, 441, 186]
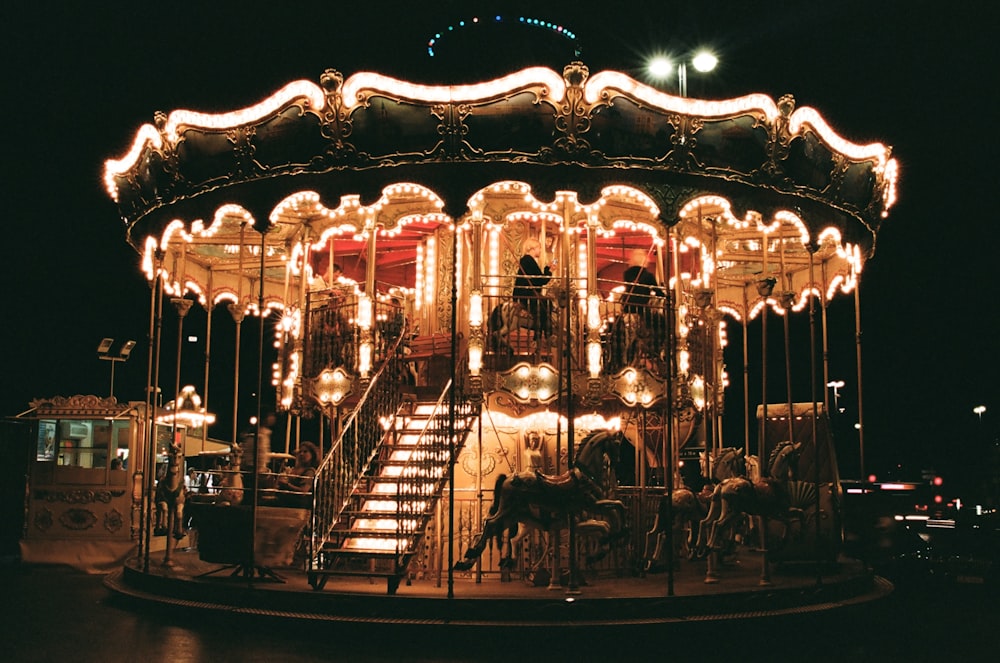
[104, 548, 891, 628]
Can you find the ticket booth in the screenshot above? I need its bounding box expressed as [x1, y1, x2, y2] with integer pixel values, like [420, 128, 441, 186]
[18, 395, 149, 572]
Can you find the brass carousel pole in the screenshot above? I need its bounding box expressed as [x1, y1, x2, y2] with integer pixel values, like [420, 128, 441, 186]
[779, 229, 796, 447]
[664, 230, 676, 597]
[756, 225, 776, 587]
[820, 259, 831, 416]
[560, 204, 580, 596]
[142, 250, 165, 573]
[808, 245, 823, 584]
[201, 272, 213, 455]
[165, 294, 192, 566]
[447, 217, 459, 600]
[854, 274, 866, 484]
[780, 291, 797, 446]
[230, 222, 247, 448]
[249, 223, 267, 582]
[742, 284, 751, 457]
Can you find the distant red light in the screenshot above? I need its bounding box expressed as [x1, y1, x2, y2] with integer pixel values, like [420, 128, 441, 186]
[934, 495, 943, 504]
[933, 476, 943, 486]
[867, 474, 877, 483]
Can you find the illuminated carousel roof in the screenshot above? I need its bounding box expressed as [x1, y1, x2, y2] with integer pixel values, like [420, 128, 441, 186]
[104, 63, 897, 315]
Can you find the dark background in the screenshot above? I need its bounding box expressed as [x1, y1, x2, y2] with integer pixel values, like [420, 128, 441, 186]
[2, 1, 996, 496]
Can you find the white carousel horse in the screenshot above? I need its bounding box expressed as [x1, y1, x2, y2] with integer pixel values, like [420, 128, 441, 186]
[642, 447, 746, 571]
[154, 440, 186, 541]
[454, 429, 629, 572]
[695, 440, 804, 557]
[216, 443, 245, 506]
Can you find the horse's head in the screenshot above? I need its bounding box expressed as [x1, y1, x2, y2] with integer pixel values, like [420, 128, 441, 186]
[164, 441, 183, 467]
[228, 442, 244, 470]
[768, 440, 802, 480]
[713, 447, 746, 481]
[575, 429, 625, 485]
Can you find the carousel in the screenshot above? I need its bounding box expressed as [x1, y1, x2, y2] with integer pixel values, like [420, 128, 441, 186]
[66, 58, 898, 622]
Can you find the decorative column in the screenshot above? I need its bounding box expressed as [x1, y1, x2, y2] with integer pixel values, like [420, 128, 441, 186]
[467, 212, 485, 397]
[584, 214, 603, 397]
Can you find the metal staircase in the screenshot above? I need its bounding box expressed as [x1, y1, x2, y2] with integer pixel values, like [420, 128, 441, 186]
[308, 380, 477, 594]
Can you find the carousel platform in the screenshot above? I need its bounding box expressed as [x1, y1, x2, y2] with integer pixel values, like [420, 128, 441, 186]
[103, 547, 892, 630]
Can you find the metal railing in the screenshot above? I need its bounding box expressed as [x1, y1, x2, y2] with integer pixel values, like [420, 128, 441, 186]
[308, 326, 408, 563]
[389, 367, 476, 570]
[478, 273, 670, 375]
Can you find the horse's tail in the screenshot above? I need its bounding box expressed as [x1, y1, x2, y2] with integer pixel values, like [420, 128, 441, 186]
[488, 474, 507, 515]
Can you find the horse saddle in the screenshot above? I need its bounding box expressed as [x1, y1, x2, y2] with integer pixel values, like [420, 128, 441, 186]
[533, 469, 576, 489]
[532, 469, 603, 501]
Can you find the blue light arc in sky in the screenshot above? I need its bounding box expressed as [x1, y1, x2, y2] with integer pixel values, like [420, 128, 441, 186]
[426, 15, 580, 58]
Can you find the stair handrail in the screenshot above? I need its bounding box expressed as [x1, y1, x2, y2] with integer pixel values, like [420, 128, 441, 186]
[391, 358, 477, 569]
[309, 324, 408, 564]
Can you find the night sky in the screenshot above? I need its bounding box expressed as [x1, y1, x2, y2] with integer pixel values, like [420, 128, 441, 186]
[3, 1, 996, 490]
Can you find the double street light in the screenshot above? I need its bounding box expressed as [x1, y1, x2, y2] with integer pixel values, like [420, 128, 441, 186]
[647, 51, 718, 97]
[98, 337, 136, 400]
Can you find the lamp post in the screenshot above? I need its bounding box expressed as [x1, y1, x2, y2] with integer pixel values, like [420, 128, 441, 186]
[973, 405, 986, 422]
[647, 51, 718, 97]
[827, 380, 845, 413]
[98, 337, 137, 399]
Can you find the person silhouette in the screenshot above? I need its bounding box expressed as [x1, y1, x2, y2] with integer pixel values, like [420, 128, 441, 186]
[512, 238, 552, 339]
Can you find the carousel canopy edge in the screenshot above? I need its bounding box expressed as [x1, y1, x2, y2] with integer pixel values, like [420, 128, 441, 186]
[104, 63, 898, 239]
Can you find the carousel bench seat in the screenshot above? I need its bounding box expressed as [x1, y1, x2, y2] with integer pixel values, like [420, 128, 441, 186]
[187, 502, 309, 569]
[405, 332, 460, 387]
[406, 333, 453, 360]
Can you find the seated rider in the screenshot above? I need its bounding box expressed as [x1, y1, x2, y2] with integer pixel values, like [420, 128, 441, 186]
[621, 248, 665, 330]
[512, 238, 552, 338]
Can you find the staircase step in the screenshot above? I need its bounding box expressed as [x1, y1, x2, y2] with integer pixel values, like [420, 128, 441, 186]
[359, 497, 432, 509]
[356, 485, 439, 498]
[309, 394, 474, 590]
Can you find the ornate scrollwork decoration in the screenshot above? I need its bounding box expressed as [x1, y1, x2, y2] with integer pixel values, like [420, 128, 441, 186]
[642, 183, 698, 223]
[227, 125, 259, 179]
[459, 448, 497, 478]
[318, 69, 356, 163]
[488, 392, 532, 417]
[551, 62, 594, 157]
[759, 93, 795, 182]
[609, 367, 666, 408]
[663, 114, 705, 171]
[30, 394, 121, 415]
[828, 152, 849, 197]
[36, 489, 118, 504]
[34, 508, 53, 532]
[431, 103, 475, 160]
[104, 508, 125, 533]
[60, 508, 98, 531]
[152, 110, 184, 201]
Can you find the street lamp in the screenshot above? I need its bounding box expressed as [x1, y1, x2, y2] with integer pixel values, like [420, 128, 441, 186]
[827, 379, 845, 413]
[647, 50, 718, 97]
[97, 337, 136, 399]
[973, 405, 986, 421]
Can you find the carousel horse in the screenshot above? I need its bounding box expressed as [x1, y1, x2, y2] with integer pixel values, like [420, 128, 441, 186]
[454, 429, 628, 572]
[642, 447, 747, 571]
[154, 440, 186, 540]
[216, 442, 245, 506]
[487, 300, 533, 357]
[606, 310, 666, 372]
[694, 440, 804, 558]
